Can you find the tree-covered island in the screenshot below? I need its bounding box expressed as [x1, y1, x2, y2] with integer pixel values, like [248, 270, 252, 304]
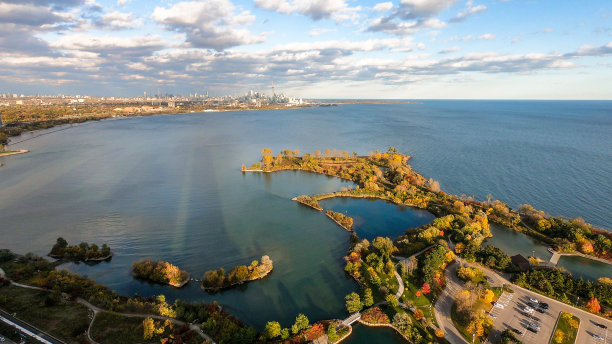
[132, 259, 190, 288]
[48, 237, 112, 261]
[326, 210, 354, 231]
[202, 255, 273, 292]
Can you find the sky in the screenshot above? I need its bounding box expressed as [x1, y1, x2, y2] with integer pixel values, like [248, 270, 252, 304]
[0, 0, 611, 99]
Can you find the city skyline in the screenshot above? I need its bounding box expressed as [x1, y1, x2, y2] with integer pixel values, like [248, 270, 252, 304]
[0, 0, 611, 99]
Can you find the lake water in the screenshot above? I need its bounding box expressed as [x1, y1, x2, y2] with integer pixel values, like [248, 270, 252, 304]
[1, 101, 611, 339]
[318, 198, 435, 241]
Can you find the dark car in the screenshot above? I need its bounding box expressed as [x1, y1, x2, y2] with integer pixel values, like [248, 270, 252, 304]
[536, 308, 545, 313]
[595, 323, 608, 329]
[511, 328, 523, 335]
[527, 327, 539, 333]
[527, 302, 536, 308]
[539, 302, 549, 309]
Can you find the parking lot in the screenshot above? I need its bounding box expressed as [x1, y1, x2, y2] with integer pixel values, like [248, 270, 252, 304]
[488, 289, 560, 344]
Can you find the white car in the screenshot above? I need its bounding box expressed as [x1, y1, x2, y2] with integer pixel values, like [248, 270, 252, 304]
[523, 306, 534, 313]
[528, 297, 538, 303]
[494, 303, 505, 309]
[592, 334, 604, 340]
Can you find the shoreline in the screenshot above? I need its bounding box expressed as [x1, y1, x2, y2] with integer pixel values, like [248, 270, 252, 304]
[49, 252, 114, 263]
[201, 269, 273, 292]
[0, 149, 29, 157]
[325, 212, 354, 232]
[131, 271, 191, 288]
[548, 247, 612, 266]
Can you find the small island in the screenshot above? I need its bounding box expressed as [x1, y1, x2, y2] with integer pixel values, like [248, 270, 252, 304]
[325, 210, 354, 231]
[132, 259, 190, 287]
[48, 237, 113, 261]
[202, 255, 273, 292]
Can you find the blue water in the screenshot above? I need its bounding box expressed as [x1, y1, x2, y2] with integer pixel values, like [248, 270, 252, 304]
[318, 197, 435, 241]
[1, 100, 610, 334]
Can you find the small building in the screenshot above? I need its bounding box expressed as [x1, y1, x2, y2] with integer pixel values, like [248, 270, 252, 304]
[511, 254, 531, 272]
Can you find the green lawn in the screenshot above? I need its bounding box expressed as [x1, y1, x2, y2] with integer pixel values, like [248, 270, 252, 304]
[0, 285, 90, 344]
[550, 312, 580, 344]
[401, 276, 432, 307]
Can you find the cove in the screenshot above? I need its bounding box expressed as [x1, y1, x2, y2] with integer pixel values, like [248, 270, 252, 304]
[486, 224, 611, 281]
[318, 197, 435, 241]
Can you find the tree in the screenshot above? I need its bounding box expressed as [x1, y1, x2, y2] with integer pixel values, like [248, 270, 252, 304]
[386, 294, 398, 308]
[421, 283, 431, 295]
[553, 329, 565, 344]
[481, 289, 495, 303]
[327, 325, 338, 343]
[372, 237, 396, 258]
[264, 321, 281, 339]
[435, 329, 445, 338]
[586, 297, 601, 313]
[363, 288, 374, 307]
[413, 309, 424, 321]
[291, 313, 309, 334]
[392, 312, 412, 332]
[143, 317, 155, 340]
[345, 292, 363, 313]
[281, 328, 290, 340]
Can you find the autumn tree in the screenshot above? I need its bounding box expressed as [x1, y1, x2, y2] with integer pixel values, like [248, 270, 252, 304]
[264, 321, 281, 339]
[143, 317, 155, 340]
[421, 283, 431, 295]
[363, 288, 374, 307]
[291, 313, 309, 334]
[345, 292, 363, 313]
[261, 148, 273, 167]
[586, 297, 601, 313]
[386, 294, 399, 308]
[481, 289, 495, 303]
[392, 312, 412, 332]
[413, 309, 424, 321]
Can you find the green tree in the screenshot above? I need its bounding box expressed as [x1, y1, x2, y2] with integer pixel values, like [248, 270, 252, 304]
[345, 292, 363, 313]
[291, 313, 309, 334]
[392, 312, 412, 332]
[363, 288, 374, 307]
[372, 237, 396, 258]
[264, 321, 281, 339]
[281, 328, 290, 340]
[386, 294, 399, 308]
[327, 325, 338, 343]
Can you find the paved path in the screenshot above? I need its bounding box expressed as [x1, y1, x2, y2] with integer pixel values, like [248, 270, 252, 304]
[433, 261, 469, 344]
[0, 308, 65, 344]
[341, 313, 361, 327]
[3, 279, 216, 344]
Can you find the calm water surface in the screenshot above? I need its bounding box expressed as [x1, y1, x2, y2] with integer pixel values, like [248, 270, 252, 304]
[318, 198, 434, 241]
[1, 101, 611, 338]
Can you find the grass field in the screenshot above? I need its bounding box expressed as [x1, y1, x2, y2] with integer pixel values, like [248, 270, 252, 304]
[90, 311, 201, 344]
[550, 312, 580, 344]
[0, 285, 90, 344]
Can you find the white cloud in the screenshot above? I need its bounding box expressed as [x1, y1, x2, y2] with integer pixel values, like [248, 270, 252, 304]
[395, 0, 457, 20]
[254, 0, 361, 22]
[439, 46, 460, 54]
[117, 0, 130, 5]
[99, 11, 141, 29]
[450, 4, 486, 22]
[152, 0, 264, 50]
[461, 33, 495, 41]
[50, 34, 165, 54]
[308, 28, 334, 36]
[373, 2, 393, 12]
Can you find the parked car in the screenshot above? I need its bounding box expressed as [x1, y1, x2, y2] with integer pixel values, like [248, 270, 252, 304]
[511, 328, 523, 335]
[523, 306, 534, 313]
[536, 308, 545, 313]
[539, 302, 549, 309]
[528, 297, 538, 303]
[527, 327, 539, 333]
[528, 322, 540, 330]
[595, 323, 608, 329]
[592, 334, 604, 340]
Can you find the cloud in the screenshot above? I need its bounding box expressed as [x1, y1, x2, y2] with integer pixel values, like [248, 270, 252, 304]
[96, 11, 142, 30]
[461, 33, 495, 41]
[152, 0, 264, 50]
[308, 28, 335, 36]
[254, 0, 361, 22]
[0, 2, 74, 26]
[50, 34, 166, 56]
[368, 16, 445, 36]
[439, 46, 460, 54]
[117, 0, 130, 5]
[450, 4, 487, 22]
[367, 0, 455, 36]
[565, 42, 612, 57]
[373, 2, 393, 12]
